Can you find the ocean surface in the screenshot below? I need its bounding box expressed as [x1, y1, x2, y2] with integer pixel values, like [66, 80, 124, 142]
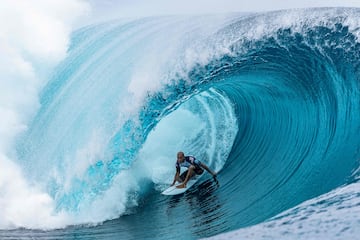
[1, 8, 360, 240]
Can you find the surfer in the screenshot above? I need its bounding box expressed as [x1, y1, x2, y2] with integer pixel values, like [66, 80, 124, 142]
[171, 151, 217, 188]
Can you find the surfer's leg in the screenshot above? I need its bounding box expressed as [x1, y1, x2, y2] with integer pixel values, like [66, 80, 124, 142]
[200, 163, 217, 177]
[179, 170, 188, 182]
[177, 166, 195, 188]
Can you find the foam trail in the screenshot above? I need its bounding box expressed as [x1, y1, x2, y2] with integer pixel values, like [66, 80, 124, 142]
[205, 181, 360, 239]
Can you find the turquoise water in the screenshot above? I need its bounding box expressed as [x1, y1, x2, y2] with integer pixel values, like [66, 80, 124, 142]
[2, 8, 360, 239]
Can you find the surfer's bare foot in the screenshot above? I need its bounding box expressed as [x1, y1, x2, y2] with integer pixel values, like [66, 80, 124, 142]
[176, 183, 186, 188]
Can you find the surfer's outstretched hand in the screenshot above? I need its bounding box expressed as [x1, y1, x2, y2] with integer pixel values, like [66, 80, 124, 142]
[212, 173, 218, 184]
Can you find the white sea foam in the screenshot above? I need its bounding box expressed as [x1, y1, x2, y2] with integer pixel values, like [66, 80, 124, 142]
[0, 0, 89, 229]
[205, 181, 360, 240]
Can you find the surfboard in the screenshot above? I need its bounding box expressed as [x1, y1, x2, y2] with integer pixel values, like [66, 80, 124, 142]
[161, 173, 203, 195]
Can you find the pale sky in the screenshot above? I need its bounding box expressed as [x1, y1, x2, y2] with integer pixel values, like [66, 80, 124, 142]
[86, 0, 360, 20]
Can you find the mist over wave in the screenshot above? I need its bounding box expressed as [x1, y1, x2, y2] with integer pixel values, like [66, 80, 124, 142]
[1, 7, 359, 240]
[0, 0, 89, 229]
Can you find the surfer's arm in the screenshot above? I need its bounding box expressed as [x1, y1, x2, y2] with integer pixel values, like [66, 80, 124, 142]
[200, 163, 217, 177]
[171, 168, 180, 186]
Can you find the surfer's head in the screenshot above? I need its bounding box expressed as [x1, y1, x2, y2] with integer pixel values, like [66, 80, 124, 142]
[177, 151, 185, 163]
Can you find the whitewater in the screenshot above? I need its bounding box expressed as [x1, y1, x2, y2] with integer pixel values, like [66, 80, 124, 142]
[1, 7, 360, 240]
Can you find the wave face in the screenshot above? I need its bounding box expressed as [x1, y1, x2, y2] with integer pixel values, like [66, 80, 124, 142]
[2, 7, 360, 240]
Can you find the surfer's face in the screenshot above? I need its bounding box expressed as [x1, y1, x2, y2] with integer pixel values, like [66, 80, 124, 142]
[177, 152, 185, 163]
